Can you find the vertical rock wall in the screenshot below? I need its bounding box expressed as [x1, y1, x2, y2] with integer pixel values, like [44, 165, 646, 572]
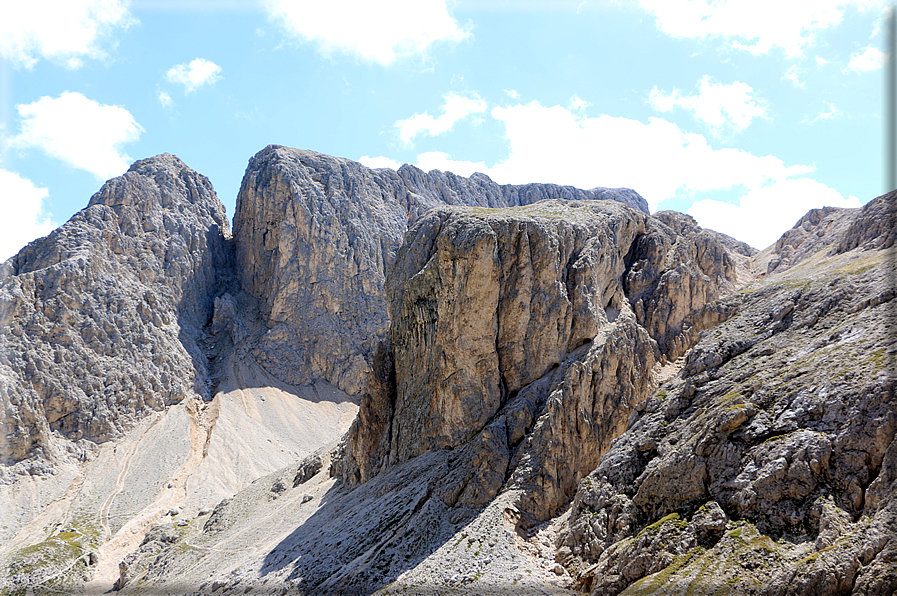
[339, 199, 743, 521]
[232, 145, 651, 397]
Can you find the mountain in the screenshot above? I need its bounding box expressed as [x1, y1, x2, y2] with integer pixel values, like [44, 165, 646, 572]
[0, 147, 892, 595]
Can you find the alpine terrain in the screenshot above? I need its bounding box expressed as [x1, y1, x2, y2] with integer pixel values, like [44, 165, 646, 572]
[0, 146, 894, 595]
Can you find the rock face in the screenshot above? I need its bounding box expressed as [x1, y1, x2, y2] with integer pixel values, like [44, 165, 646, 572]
[3, 146, 893, 596]
[339, 198, 745, 525]
[233, 146, 649, 396]
[0, 154, 231, 467]
[554, 193, 896, 596]
[625, 210, 743, 359]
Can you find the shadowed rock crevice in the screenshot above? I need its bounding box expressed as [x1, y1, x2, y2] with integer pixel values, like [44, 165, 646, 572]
[553, 192, 897, 596]
[338, 198, 747, 529]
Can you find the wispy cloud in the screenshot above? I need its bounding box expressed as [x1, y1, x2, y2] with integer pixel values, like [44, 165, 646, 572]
[0, 169, 57, 261]
[569, 95, 589, 110]
[784, 64, 804, 87]
[688, 180, 861, 249]
[358, 155, 402, 169]
[806, 102, 841, 123]
[364, 97, 856, 247]
[846, 45, 886, 72]
[263, 0, 470, 66]
[0, 0, 134, 69]
[165, 58, 222, 93]
[396, 92, 488, 145]
[637, 0, 879, 58]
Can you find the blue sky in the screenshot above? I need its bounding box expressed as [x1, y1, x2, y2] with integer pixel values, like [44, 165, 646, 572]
[0, 0, 888, 260]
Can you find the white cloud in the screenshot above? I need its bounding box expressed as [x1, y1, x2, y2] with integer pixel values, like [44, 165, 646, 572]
[0, 0, 134, 69]
[10, 92, 143, 180]
[264, 0, 470, 66]
[783, 64, 804, 87]
[649, 76, 768, 136]
[165, 58, 222, 93]
[396, 92, 488, 144]
[372, 101, 809, 211]
[365, 99, 856, 246]
[505, 89, 520, 99]
[815, 55, 830, 66]
[359, 155, 402, 169]
[0, 170, 57, 261]
[637, 0, 878, 58]
[569, 95, 590, 110]
[808, 103, 841, 123]
[846, 45, 886, 72]
[687, 178, 861, 249]
[157, 90, 173, 108]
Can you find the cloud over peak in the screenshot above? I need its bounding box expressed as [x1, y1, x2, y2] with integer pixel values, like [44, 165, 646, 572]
[649, 76, 768, 137]
[10, 91, 143, 180]
[0, 170, 57, 261]
[396, 92, 488, 144]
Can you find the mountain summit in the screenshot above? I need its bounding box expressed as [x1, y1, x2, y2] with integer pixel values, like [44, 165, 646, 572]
[1, 148, 893, 595]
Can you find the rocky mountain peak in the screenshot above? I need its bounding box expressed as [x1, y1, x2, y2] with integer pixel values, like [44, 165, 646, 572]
[1, 154, 232, 464]
[1, 147, 893, 596]
[87, 153, 229, 229]
[232, 145, 652, 397]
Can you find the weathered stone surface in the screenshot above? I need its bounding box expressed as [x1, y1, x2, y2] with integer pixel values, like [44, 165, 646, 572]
[758, 191, 895, 276]
[386, 202, 645, 462]
[5, 146, 892, 595]
[340, 199, 744, 523]
[554, 193, 897, 595]
[233, 146, 649, 396]
[0, 154, 231, 467]
[625, 210, 743, 359]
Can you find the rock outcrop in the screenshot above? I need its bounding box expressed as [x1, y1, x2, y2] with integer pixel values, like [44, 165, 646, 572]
[625, 210, 744, 359]
[3, 145, 892, 596]
[339, 198, 747, 525]
[233, 146, 649, 396]
[554, 192, 896, 595]
[0, 154, 231, 468]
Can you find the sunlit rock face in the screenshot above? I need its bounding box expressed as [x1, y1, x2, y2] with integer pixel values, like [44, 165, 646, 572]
[232, 145, 649, 397]
[5, 145, 893, 596]
[1, 154, 231, 466]
[339, 198, 745, 523]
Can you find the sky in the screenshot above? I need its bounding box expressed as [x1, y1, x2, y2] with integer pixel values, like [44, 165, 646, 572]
[0, 0, 890, 260]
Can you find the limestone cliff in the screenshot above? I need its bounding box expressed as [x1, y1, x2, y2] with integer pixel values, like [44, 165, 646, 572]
[0, 154, 231, 469]
[232, 146, 649, 396]
[339, 198, 746, 526]
[2, 146, 893, 596]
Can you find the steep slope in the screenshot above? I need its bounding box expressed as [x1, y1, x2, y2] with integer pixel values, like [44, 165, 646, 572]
[0, 155, 359, 594]
[233, 146, 650, 396]
[554, 193, 896, 595]
[0, 146, 659, 595]
[3, 146, 890, 596]
[121, 195, 744, 595]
